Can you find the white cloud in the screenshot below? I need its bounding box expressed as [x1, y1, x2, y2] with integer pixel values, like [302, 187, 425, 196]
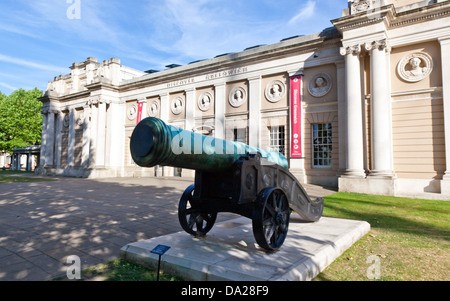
[0, 0, 340, 89]
[0, 53, 66, 73]
[289, 0, 317, 25]
[0, 82, 17, 92]
[144, 0, 285, 64]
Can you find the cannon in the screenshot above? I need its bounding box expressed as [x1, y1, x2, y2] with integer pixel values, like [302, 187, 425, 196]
[130, 117, 324, 251]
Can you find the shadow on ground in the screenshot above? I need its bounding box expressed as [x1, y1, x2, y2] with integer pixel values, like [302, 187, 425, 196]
[0, 175, 336, 281]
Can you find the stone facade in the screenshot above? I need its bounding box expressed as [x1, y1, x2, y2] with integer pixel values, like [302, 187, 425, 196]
[38, 0, 450, 200]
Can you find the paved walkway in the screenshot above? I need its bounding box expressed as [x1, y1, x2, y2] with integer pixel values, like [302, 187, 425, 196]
[0, 175, 337, 281]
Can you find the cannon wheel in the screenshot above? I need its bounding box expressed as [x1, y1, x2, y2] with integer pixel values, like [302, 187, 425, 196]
[252, 187, 290, 251]
[178, 184, 217, 236]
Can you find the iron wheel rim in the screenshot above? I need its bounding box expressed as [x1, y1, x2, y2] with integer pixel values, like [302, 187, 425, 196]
[252, 187, 290, 251]
[178, 184, 217, 236]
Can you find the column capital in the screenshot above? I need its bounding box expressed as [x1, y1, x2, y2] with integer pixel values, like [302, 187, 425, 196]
[340, 44, 361, 56]
[88, 96, 100, 105]
[364, 39, 390, 53]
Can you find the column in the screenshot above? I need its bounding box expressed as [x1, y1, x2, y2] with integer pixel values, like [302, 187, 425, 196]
[67, 108, 75, 168]
[182, 89, 196, 177]
[248, 76, 262, 148]
[27, 152, 32, 171]
[160, 93, 169, 123]
[39, 110, 48, 167]
[81, 105, 91, 168]
[214, 83, 226, 139]
[104, 100, 112, 167]
[108, 100, 125, 170]
[340, 44, 365, 178]
[44, 111, 56, 167]
[89, 99, 98, 169]
[185, 88, 196, 132]
[439, 36, 450, 194]
[156, 93, 170, 177]
[366, 40, 395, 177]
[96, 101, 107, 167]
[16, 154, 21, 171]
[54, 111, 63, 169]
[335, 61, 347, 175]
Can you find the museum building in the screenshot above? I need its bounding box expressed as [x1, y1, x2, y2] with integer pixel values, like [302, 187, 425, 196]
[37, 0, 450, 200]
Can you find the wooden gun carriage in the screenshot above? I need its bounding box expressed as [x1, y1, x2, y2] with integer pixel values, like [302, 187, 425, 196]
[130, 117, 323, 251]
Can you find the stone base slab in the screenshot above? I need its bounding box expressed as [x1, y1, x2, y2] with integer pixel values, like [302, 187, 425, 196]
[120, 216, 370, 281]
[339, 176, 450, 200]
[339, 176, 396, 195]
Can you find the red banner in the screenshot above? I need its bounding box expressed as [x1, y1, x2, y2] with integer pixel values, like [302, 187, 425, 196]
[290, 75, 302, 158]
[136, 102, 144, 124]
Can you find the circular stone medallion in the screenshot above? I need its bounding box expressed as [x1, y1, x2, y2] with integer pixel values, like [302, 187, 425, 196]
[171, 96, 185, 115]
[265, 80, 286, 103]
[228, 86, 247, 108]
[397, 52, 433, 83]
[308, 73, 332, 97]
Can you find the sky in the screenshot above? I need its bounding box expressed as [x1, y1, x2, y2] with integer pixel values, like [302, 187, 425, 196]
[0, 0, 346, 95]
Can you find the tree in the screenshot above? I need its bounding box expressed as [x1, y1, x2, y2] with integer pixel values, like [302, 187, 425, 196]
[0, 88, 43, 154]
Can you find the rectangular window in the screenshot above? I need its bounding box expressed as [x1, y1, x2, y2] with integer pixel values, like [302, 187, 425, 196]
[233, 128, 247, 144]
[312, 123, 332, 168]
[269, 126, 285, 155]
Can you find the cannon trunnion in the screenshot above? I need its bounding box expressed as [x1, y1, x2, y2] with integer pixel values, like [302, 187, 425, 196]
[130, 117, 324, 251]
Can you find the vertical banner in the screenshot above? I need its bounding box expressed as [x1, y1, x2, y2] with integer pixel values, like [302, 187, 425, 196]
[136, 101, 144, 124]
[290, 75, 302, 158]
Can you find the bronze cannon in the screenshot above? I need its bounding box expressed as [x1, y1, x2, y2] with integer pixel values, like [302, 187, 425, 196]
[130, 117, 323, 251]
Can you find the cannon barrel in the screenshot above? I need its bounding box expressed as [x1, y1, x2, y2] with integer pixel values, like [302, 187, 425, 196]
[130, 117, 288, 172]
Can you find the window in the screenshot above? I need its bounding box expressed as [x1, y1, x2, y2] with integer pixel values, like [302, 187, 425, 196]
[312, 123, 332, 167]
[269, 126, 285, 155]
[233, 128, 247, 144]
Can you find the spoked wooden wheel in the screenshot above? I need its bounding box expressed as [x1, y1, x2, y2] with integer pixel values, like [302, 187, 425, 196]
[252, 188, 291, 251]
[178, 184, 217, 236]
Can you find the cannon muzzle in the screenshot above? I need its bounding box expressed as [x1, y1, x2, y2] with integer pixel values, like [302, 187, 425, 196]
[130, 117, 288, 172]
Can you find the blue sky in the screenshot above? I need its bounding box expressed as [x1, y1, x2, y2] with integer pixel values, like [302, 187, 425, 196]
[0, 0, 345, 95]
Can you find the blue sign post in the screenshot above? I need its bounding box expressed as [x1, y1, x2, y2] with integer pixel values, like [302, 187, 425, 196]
[150, 244, 171, 281]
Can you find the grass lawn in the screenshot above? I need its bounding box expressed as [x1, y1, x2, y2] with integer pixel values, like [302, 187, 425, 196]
[0, 169, 34, 175]
[55, 259, 182, 281]
[59, 191, 449, 281]
[0, 170, 56, 183]
[316, 192, 449, 281]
